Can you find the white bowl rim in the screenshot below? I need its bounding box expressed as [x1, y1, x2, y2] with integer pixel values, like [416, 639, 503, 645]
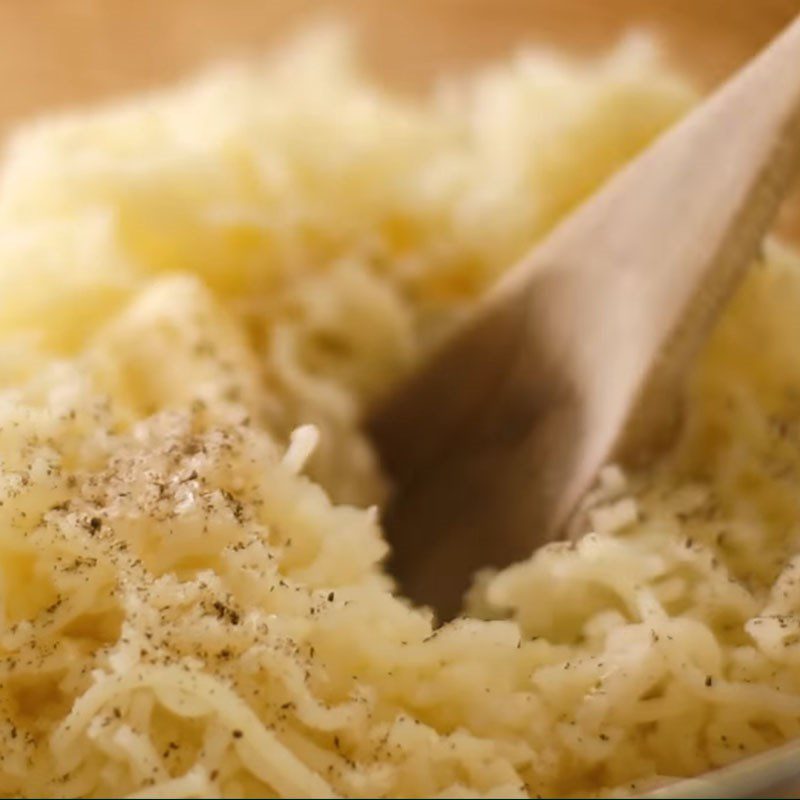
[647, 737, 800, 798]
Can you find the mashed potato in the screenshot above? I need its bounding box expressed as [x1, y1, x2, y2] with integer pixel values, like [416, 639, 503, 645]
[0, 27, 799, 799]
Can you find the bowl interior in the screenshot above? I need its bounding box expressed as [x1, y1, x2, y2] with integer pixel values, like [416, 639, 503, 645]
[1, 1, 800, 797]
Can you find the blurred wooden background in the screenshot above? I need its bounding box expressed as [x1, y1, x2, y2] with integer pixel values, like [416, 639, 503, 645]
[0, 0, 798, 137]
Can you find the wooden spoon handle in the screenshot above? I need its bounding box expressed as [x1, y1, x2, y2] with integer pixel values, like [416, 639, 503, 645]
[600, 11, 800, 463]
[377, 14, 800, 485]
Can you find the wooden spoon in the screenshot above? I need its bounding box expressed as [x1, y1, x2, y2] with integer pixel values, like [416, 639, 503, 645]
[369, 14, 800, 619]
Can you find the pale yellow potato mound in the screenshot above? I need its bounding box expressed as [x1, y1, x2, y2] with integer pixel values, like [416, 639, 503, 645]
[1, 27, 800, 799]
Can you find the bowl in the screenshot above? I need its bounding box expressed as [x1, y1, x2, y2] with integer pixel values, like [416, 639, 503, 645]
[1, 1, 799, 797]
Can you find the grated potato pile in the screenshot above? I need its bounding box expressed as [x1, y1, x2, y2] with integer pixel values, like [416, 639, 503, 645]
[1, 27, 800, 799]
